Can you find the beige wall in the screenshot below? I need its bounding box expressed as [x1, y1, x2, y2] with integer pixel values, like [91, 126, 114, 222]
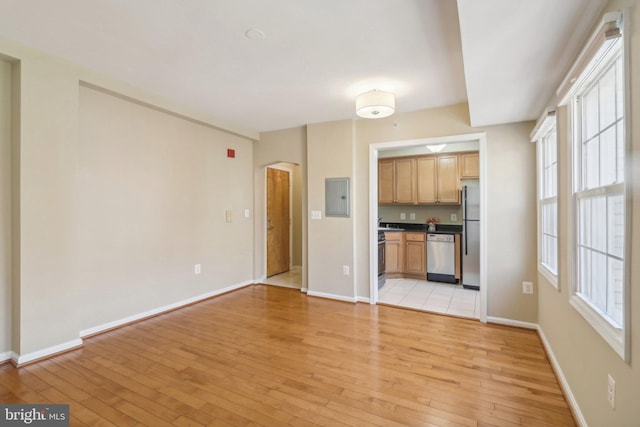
[0, 59, 11, 353]
[537, 1, 640, 425]
[0, 34, 256, 357]
[348, 104, 538, 320]
[254, 126, 307, 285]
[75, 86, 254, 331]
[307, 120, 356, 298]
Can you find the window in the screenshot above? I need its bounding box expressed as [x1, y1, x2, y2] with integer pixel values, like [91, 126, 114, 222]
[533, 114, 558, 286]
[561, 11, 628, 360]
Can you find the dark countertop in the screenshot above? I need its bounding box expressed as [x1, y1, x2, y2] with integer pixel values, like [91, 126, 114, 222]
[380, 222, 462, 234]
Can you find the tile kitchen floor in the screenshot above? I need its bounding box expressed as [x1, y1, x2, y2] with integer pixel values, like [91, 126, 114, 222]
[379, 278, 480, 319]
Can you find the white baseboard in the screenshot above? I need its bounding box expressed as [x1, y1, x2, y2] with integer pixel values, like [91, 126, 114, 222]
[537, 326, 587, 427]
[307, 290, 356, 303]
[356, 296, 371, 303]
[486, 316, 538, 330]
[0, 351, 11, 363]
[80, 280, 254, 338]
[12, 339, 83, 366]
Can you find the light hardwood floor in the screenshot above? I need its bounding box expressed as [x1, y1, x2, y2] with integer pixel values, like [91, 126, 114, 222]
[0, 285, 575, 426]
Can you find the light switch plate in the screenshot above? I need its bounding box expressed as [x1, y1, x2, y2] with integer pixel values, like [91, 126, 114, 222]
[311, 210, 322, 220]
[244, 209, 250, 218]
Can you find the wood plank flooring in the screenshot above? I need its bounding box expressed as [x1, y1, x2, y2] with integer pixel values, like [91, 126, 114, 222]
[0, 284, 576, 426]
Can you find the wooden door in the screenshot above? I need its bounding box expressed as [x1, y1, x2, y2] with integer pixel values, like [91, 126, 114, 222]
[416, 156, 437, 204]
[436, 155, 460, 204]
[267, 167, 290, 277]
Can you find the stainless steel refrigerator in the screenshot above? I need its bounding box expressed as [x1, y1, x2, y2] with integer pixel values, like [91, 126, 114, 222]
[462, 180, 480, 290]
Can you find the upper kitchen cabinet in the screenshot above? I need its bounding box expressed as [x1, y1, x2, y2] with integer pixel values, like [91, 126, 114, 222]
[459, 151, 479, 179]
[378, 158, 416, 204]
[416, 154, 460, 205]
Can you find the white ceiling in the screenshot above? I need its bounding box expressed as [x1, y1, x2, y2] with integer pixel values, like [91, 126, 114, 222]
[0, 0, 605, 132]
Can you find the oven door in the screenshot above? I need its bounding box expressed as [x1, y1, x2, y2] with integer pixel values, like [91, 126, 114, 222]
[378, 241, 386, 288]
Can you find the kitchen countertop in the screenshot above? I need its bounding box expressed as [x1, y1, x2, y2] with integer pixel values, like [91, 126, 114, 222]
[380, 222, 462, 234]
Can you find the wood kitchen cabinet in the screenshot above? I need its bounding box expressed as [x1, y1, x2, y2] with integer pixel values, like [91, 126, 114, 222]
[385, 231, 426, 279]
[460, 151, 479, 179]
[384, 232, 405, 276]
[378, 158, 416, 204]
[416, 154, 460, 205]
[404, 232, 426, 278]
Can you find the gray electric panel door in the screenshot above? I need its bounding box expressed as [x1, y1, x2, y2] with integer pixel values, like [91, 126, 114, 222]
[325, 177, 350, 217]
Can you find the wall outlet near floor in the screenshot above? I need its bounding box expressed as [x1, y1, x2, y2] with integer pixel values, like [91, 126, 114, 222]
[400, 213, 406, 220]
[343, 265, 350, 275]
[608, 374, 616, 409]
[451, 213, 457, 221]
[194, 264, 201, 275]
[522, 281, 534, 294]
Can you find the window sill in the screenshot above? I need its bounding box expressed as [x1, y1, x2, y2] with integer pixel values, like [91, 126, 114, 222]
[569, 294, 627, 362]
[538, 264, 558, 290]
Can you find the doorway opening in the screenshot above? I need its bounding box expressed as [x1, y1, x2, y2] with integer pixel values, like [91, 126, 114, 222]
[263, 163, 303, 289]
[369, 133, 488, 323]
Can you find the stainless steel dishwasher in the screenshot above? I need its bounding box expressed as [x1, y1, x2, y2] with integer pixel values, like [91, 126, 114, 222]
[426, 234, 456, 283]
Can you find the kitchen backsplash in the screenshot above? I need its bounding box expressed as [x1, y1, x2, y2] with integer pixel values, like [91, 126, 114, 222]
[378, 205, 463, 225]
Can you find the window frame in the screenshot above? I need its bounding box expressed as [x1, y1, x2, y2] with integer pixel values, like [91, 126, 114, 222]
[562, 10, 630, 362]
[533, 114, 559, 288]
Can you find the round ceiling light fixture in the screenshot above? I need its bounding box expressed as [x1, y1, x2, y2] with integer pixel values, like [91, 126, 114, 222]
[355, 90, 395, 119]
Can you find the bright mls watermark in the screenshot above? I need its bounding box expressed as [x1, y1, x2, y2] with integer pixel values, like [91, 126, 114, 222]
[0, 405, 69, 426]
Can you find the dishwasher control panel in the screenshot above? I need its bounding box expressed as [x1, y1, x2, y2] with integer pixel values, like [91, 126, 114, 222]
[427, 234, 454, 242]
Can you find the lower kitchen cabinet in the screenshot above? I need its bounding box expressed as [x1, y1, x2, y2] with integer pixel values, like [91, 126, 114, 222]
[404, 232, 426, 278]
[384, 232, 404, 275]
[384, 231, 426, 279]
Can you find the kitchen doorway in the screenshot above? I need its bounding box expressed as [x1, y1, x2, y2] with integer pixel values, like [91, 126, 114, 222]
[369, 133, 487, 322]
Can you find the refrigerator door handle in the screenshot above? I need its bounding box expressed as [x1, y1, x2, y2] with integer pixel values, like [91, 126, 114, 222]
[463, 186, 468, 256]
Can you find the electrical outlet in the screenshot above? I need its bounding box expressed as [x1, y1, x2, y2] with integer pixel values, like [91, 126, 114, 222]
[225, 210, 233, 223]
[343, 265, 350, 275]
[400, 213, 406, 220]
[522, 281, 534, 294]
[451, 213, 457, 221]
[194, 264, 201, 275]
[244, 209, 250, 218]
[410, 213, 416, 220]
[608, 374, 615, 409]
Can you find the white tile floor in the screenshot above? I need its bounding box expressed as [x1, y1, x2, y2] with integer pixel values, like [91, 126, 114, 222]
[263, 266, 302, 289]
[379, 278, 480, 319]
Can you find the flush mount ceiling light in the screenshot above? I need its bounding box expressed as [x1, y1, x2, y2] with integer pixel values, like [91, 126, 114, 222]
[426, 144, 446, 153]
[355, 90, 395, 119]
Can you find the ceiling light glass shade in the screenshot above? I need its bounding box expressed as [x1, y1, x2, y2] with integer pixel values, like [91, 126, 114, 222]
[426, 144, 446, 153]
[356, 90, 395, 119]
